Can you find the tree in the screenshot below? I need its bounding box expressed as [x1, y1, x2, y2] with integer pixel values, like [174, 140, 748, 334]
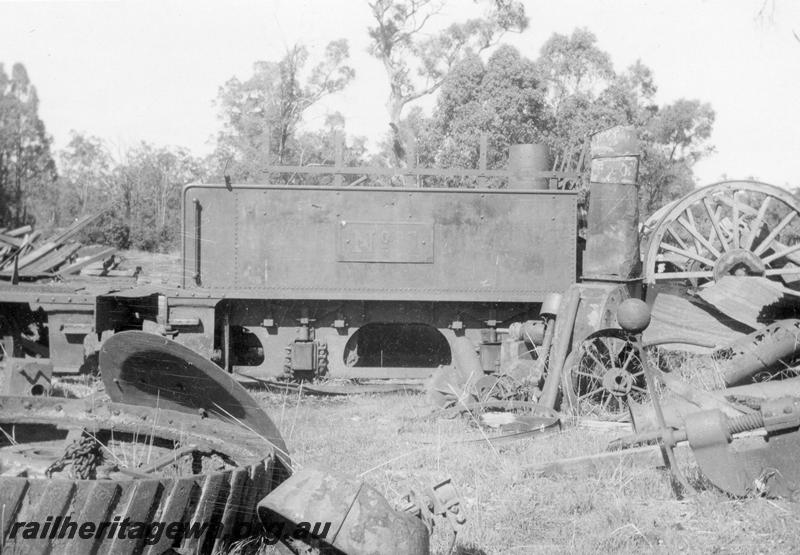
[0, 63, 57, 227]
[413, 46, 550, 179]
[214, 40, 355, 181]
[366, 0, 528, 162]
[639, 99, 715, 216]
[56, 132, 114, 224]
[114, 143, 204, 251]
[538, 28, 614, 108]
[533, 29, 715, 218]
[393, 29, 715, 216]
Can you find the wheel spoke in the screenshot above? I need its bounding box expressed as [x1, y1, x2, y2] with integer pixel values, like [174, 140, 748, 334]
[732, 194, 740, 248]
[763, 242, 800, 265]
[676, 216, 721, 258]
[652, 270, 714, 280]
[665, 225, 691, 252]
[754, 211, 797, 256]
[765, 266, 800, 276]
[585, 345, 608, 370]
[743, 196, 772, 250]
[578, 386, 604, 399]
[620, 348, 636, 372]
[631, 386, 647, 393]
[660, 243, 715, 267]
[717, 194, 758, 217]
[703, 197, 730, 252]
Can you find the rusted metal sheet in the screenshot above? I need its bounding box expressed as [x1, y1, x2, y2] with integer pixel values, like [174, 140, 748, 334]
[99, 331, 288, 462]
[642, 292, 748, 351]
[582, 126, 641, 280]
[182, 185, 577, 302]
[697, 276, 785, 329]
[257, 468, 429, 555]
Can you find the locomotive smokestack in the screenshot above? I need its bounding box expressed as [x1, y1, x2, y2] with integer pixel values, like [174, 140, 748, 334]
[582, 126, 641, 280]
[507, 143, 550, 190]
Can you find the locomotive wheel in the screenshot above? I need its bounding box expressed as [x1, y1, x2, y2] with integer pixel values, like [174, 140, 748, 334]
[0, 396, 285, 555]
[643, 181, 800, 288]
[563, 329, 648, 417]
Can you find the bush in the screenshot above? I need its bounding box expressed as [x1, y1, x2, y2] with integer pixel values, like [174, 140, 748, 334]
[80, 211, 131, 250]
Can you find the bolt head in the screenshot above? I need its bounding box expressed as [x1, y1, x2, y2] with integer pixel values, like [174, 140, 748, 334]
[617, 299, 651, 334]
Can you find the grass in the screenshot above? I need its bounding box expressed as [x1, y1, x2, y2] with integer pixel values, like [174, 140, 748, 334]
[245, 387, 800, 555]
[32, 249, 800, 552]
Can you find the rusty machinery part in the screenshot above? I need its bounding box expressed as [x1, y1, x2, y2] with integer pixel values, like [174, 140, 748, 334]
[570, 282, 631, 353]
[283, 340, 293, 378]
[527, 292, 562, 398]
[436, 399, 559, 421]
[399, 477, 466, 554]
[538, 285, 581, 410]
[620, 300, 697, 496]
[238, 374, 426, 396]
[426, 337, 486, 410]
[44, 429, 104, 479]
[0, 395, 286, 555]
[2, 357, 52, 396]
[715, 319, 800, 386]
[316, 341, 328, 377]
[609, 396, 800, 498]
[282, 339, 328, 381]
[99, 331, 289, 464]
[643, 181, 800, 290]
[507, 320, 545, 345]
[562, 328, 648, 418]
[616, 299, 651, 334]
[257, 467, 431, 555]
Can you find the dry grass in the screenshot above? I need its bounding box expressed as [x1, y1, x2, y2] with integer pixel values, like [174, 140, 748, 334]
[247, 387, 800, 555]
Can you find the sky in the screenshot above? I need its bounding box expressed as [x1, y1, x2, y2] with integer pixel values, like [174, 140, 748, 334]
[1, 0, 799, 187]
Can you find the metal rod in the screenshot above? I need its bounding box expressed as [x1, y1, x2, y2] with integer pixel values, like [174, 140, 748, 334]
[193, 198, 202, 285]
[259, 164, 580, 179]
[636, 335, 696, 497]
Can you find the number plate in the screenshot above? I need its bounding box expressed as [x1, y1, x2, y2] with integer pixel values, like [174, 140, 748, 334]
[337, 221, 434, 263]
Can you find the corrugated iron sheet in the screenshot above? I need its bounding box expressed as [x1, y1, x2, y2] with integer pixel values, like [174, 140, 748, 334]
[697, 276, 785, 329]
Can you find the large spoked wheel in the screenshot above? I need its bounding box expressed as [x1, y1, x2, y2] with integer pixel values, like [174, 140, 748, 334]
[563, 329, 649, 417]
[644, 181, 800, 288]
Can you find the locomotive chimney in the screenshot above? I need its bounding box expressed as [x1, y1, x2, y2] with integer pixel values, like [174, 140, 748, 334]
[582, 126, 641, 280]
[507, 143, 550, 190]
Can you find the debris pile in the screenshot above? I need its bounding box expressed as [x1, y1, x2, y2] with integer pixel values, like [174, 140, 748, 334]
[0, 211, 136, 280]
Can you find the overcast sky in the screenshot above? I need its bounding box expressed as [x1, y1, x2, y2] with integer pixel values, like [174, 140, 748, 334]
[1, 0, 799, 187]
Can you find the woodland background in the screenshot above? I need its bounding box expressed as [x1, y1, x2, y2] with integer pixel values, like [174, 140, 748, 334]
[0, 1, 720, 252]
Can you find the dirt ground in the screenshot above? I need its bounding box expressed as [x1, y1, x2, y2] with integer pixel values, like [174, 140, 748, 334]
[245, 387, 800, 555]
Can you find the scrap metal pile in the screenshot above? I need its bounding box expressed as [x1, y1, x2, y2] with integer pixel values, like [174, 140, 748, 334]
[0, 332, 462, 554]
[425, 126, 800, 502]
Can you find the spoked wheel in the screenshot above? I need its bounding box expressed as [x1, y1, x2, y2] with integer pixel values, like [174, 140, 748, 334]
[644, 181, 800, 289]
[564, 329, 649, 417]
